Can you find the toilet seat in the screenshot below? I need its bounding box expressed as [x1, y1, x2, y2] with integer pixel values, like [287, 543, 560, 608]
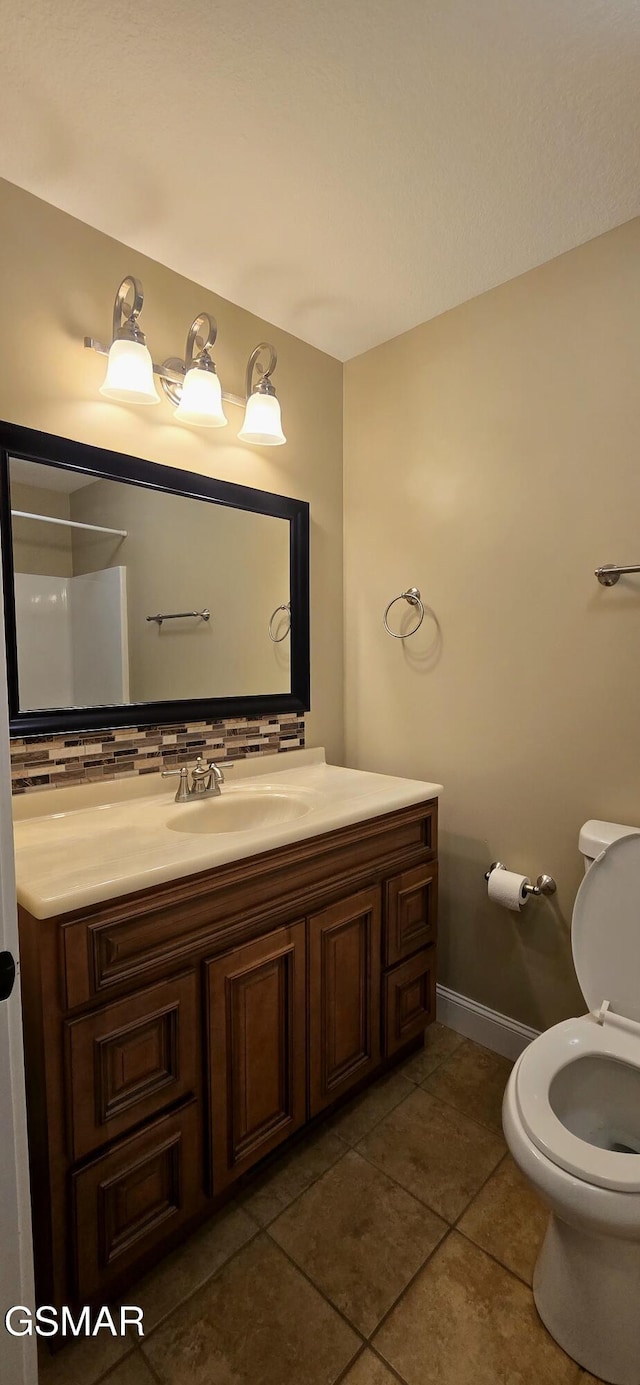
[572, 832, 640, 1025]
[515, 1015, 640, 1191]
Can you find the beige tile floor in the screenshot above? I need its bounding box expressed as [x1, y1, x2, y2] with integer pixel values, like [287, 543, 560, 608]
[39, 1025, 606, 1385]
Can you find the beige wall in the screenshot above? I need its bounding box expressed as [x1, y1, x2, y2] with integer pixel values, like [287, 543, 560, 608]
[344, 219, 640, 1031]
[0, 178, 343, 758]
[70, 478, 291, 702]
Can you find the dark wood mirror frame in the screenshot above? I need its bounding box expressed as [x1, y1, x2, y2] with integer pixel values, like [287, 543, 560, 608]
[0, 422, 310, 738]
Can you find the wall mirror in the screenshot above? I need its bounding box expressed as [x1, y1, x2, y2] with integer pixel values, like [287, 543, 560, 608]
[0, 423, 309, 735]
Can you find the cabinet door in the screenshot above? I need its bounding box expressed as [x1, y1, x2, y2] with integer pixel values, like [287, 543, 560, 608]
[206, 922, 306, 1192]
[309, 886, 381, 1117]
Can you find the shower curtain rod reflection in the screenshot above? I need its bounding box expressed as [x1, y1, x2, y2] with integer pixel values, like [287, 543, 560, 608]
[10, 510, 127, 538]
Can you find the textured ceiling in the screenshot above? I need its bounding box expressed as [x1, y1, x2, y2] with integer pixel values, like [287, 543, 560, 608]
[1, 0, 639, 360]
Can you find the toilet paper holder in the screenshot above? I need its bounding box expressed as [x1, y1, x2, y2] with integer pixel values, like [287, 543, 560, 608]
[484, 862, 557, 896]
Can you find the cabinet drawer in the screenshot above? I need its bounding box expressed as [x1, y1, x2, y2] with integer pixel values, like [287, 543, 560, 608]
[71, 1099, 202, 1301]
[384, 862, 437, 966]
[383, 949, 436, 1058]
[60, 800, 437, 1008]
[64, 973, 198, 1161]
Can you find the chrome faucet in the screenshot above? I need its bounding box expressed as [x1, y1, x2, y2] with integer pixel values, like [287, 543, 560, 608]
[162, 756, 225, 802]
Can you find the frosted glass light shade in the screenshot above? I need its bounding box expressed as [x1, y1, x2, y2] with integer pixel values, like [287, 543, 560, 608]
[174, 366, 228, 427]
[238, 391, 286, 446]
[100, 338, 160, 405]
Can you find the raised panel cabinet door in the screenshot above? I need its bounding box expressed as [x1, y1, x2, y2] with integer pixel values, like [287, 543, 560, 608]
[309, 886, 381, 1117]
[206, 921, 307, 1192]
[383, 949, 436, 1058]
[384, 862, 438, 967]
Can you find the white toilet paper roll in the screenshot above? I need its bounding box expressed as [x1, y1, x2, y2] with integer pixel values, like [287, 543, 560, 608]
[487, 868, 530, 912]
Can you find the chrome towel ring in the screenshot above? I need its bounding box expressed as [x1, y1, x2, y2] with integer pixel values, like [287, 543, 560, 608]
[383, 587, 425, 638]
[268, 602, 291, 643]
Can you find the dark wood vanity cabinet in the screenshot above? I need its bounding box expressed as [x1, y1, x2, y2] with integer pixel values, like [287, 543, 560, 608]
[18, 797, 438, 1309]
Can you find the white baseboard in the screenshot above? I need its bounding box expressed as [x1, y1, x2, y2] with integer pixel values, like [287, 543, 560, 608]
[436, 984, 539, 1062]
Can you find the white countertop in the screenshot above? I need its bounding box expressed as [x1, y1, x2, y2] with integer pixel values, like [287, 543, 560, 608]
[12, 748, 442, 919]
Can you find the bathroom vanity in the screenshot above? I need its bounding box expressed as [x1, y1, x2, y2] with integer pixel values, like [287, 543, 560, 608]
[13, 752, 441, 1308]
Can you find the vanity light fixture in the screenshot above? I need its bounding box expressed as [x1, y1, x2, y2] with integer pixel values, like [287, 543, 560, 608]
[160, 313, 228, 428]
[85, 279, 286, 444]
[238, 343, 286, 447]
[98, 277, 160, 406]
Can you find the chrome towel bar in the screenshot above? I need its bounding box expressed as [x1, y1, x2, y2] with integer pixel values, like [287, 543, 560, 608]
[595, 564, 640, 587]
[146, 609, 210, 627]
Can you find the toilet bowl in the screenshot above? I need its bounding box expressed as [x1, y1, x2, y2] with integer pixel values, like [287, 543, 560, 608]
[503, 824, 640, 1385]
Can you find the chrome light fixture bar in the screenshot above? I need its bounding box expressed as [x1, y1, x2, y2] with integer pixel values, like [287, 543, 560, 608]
[85, 277, 286, 443]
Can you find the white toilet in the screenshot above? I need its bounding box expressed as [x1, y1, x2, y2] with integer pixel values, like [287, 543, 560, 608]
[503, 820, 640, 1385]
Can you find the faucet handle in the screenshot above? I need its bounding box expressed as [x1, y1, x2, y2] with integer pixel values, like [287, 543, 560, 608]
[191, 756, 211, 781]
[209, 760, 225, 783]
[161, 764, 191, 802]
[189, 756, 216, 795]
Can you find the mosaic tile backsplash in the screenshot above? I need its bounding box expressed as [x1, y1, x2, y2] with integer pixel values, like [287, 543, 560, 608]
[10, 714, 306, 794]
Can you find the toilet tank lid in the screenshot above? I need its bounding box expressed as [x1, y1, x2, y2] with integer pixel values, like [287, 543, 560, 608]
[579, 819, 640, 859]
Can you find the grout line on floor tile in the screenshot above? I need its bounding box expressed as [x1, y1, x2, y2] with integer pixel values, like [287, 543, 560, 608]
[237, 1120, 351, 1226]
[136, 1216, 262, 1344]
[365, 1084, 508, 1157]
[86, 1343, 137, 1385]
[244, 1139, 352, 1229]
[368, 1228, 454, 1346]
[264, 1231, 370, 1345]
[349, 1139, 454, 1225]
[330, 1340, 412, 1385]
[399, 1032, 466, 1088]
[331, 1343, 368, 1383]
[350, 1110, 506, 1231]
[454, 1221, 538, 1291]
[449, 1148, 511, 1227]
[326, 1044, 431, 1134]
[417, 1078, 509, 1136]
[132, 1346, 164, 1385]
[368, 1342, 411, 1385]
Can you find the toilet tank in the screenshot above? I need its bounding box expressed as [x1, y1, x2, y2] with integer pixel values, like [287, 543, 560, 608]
[579, 819, 640, 871]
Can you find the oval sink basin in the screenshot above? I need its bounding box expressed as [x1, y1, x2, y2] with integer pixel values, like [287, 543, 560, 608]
[165, 787, 314, 836]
